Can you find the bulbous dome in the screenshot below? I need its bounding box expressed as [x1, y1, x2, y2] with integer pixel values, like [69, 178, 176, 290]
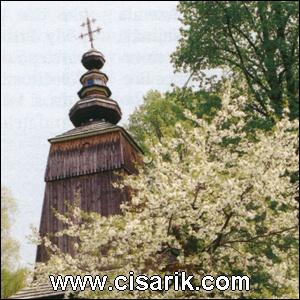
[81, 48, 105, 70]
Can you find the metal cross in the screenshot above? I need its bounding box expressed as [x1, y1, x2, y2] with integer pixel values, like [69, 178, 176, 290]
[79, 17, 101, 48]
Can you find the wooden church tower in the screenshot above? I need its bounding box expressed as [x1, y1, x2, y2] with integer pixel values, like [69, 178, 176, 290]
[36, 18, 142, 263]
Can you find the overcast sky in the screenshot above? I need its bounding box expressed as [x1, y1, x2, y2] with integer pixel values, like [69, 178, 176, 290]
[1, 1, 188, 266]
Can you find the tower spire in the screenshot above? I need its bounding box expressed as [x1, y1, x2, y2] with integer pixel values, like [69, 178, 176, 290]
[79, 17, 101, 48]
[69, 19, 122, 127]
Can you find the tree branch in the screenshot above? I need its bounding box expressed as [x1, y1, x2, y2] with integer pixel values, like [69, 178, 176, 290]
[223, 226, 298, 245]
[167, 213, 174, 235]
[205, 208, 233, 253]
[191, 183, 206, 209]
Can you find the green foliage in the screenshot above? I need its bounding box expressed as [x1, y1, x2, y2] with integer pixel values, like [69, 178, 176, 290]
[1, 186, 19, 269]
[126, 88, 221, 154]
[126, 81, 280, 155]
[172, 1, 299, 119]
[1, 268, 27, 299]
[1, 186, 28, 298]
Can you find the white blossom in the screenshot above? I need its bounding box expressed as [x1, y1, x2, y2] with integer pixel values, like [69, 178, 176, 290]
[34, 87, 299, 299]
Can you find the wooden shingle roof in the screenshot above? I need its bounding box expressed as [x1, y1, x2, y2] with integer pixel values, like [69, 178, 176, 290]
[48, 121, 143, 154]
[49, 121, 118, 142]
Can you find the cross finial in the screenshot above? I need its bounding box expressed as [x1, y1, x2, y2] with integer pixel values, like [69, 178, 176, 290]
[79, 17, 101, 48]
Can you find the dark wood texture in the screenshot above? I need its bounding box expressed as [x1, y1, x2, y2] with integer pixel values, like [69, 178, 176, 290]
[36, 127, 141, 262]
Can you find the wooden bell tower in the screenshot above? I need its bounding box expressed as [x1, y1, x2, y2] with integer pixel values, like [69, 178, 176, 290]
[36, 18, 142, 262]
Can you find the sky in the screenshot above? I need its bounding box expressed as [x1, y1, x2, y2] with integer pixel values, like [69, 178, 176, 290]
[1, 1, 188, 267]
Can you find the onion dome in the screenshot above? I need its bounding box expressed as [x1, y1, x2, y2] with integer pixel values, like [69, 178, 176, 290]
[81, 48, 105, 70]
[69, 47, 122, 127]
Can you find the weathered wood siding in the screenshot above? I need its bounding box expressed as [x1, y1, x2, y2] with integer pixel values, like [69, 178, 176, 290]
[120, 133, 141, 173]
[36, 129, 140, 262]
[45, 132, 122, 181]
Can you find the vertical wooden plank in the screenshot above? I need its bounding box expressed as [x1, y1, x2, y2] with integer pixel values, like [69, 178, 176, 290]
[37, 129, 141, 262]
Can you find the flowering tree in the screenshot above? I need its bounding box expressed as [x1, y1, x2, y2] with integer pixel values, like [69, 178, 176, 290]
[34, 86, 299, 299]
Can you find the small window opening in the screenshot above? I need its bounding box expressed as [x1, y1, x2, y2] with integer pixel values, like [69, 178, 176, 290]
[87, 79, 94, 86]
